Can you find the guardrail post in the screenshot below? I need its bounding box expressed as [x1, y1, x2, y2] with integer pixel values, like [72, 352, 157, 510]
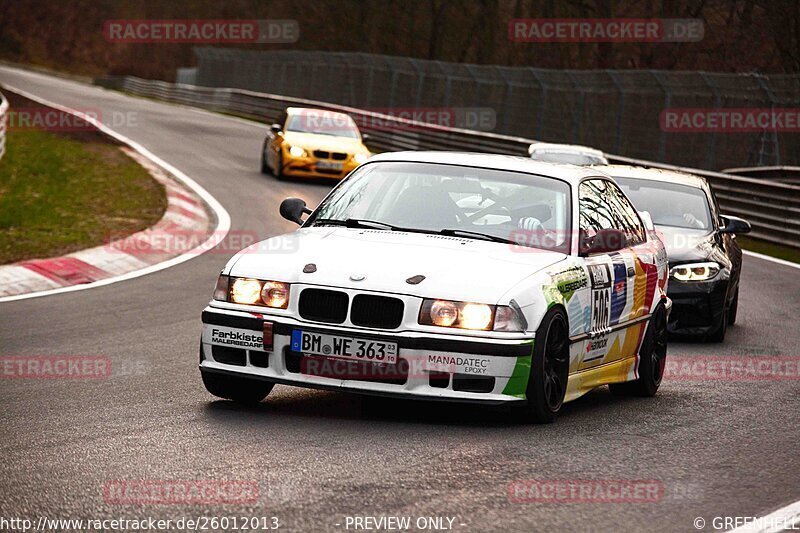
[565, 72, 585, 144]
[752, 73, 781, 166]
[493, 66, 514, 135]
[699, 73, 720, 169]
[606, 71, 625, 154]
[651, 71, 671, 163]
[528, 68, 548, 141]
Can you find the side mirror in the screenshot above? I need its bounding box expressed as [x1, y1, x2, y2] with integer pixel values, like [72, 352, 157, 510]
[719, 214, 751, 235]
[638, 210, 655, 231]
[361, 133, 370, 142]
[580, 228, 628, 256]
[280, 197, 312, 225]
[270, 123, 282, 133]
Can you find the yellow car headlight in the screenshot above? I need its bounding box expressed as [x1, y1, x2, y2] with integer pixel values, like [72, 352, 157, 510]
[225, 277, 291, 308]
[353, 153, 370, 165]
[419, 299, 495, 331]
[288, 145, 307, 158]
[670, 262, 720, 282]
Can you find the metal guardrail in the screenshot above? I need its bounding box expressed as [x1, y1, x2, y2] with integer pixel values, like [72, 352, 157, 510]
[96, 76, 800, 249]
[0, 91, 8, 161]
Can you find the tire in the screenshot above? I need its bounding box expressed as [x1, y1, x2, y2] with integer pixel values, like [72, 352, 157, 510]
[260, 146, 270, 174]
[610, 302, 667, 397]
[727, 287, 739, 326]
[201, 371, 273, 404]
[522, 307, 570, 424]
[272, 151, 284, 180]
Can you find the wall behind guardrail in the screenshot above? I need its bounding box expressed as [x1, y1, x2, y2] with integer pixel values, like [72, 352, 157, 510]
[95, 75, 800, 250]
[0, 92, 8, 161]
[191, 48, 800, 172]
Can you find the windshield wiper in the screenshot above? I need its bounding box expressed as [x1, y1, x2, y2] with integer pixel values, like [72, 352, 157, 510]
[438, 228, 515, 244]
[312, 218, 397, 230]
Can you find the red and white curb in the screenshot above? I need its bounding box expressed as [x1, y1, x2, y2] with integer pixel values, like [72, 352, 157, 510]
[0, 84, 230, 303]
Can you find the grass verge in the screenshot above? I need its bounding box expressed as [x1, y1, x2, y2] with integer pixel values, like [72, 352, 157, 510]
[738, 236, 800, 265]
[0, 127, 166, 264]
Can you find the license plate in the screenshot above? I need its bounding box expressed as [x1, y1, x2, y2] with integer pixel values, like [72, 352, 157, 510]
[291, 330, 397, 365]
[316, 160, 343, 170]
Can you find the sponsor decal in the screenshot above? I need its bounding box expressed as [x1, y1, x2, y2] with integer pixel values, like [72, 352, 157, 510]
[427, 354, 490, 375]
[584, 336, 609, 362]
[587, 263, 612, 332]
[551, 265, 589, 302]
[207, 326, 263, 349]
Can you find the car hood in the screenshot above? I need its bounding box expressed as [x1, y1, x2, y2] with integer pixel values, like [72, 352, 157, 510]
[655, 225, 716, 263]
[228, 227, 567, 303]
[283, 131, 367, 154]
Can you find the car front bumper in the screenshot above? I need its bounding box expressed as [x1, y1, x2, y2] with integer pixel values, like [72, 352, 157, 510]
[282, 153, 359, 180]
[200, 306, 534, 404]
[666, 277, 729, 337]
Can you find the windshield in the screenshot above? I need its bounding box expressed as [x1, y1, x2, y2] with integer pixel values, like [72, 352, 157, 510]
[285, 112, 360, 138]
[530, 151, 605, 165]
[614, 177, 713, 230]
[307, 161, 572, 253]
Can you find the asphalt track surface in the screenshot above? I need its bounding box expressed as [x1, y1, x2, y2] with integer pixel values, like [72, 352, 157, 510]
[0, 66, 798, 533]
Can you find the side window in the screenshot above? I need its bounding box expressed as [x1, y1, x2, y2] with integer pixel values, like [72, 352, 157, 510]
[579, 179, 616, 236]
[605, 181, 646, 246]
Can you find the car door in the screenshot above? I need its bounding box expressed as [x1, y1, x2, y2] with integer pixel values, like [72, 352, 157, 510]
[577, 179, 652, 371]
[577, 179, 622, 369]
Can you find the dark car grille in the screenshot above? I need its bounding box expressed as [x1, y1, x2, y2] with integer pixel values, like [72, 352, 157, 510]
[313, 150, 348, 160]
[350, 294, 404, 329]
[298, 289, 349, 324]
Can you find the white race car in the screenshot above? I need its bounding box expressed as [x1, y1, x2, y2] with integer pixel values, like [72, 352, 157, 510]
[200, 152, 670, 422]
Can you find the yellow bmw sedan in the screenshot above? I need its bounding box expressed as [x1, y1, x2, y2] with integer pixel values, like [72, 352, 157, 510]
[261, 107, 372, 180]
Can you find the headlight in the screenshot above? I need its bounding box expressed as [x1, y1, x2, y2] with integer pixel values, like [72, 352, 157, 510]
[224, 277, 291, 308]
[261, 280, 290, 309]
[353, 153, 369, 165]
[230, 278, 263, 305]
[419, 299, 523, 331]
[670, 262, 720, 281]
[288, 145, 306, 157]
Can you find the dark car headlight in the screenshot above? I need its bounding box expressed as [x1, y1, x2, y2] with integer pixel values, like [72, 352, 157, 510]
[670, 262, 720, 282]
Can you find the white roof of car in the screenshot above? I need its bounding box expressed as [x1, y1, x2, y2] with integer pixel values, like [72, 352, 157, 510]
[595, 164, 708, 189]
[528, 142, 605, 156]
[368, 151, 611, 185]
